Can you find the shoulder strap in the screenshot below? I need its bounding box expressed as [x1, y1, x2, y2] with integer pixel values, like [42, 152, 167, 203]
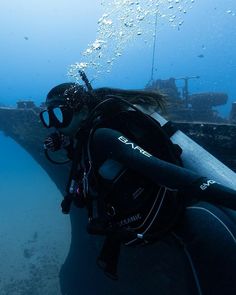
[116, 110, 182, 165]
[162, 121, 177, 137]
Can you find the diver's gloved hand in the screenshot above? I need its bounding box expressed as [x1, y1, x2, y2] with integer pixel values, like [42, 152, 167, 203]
[44, 132, 70, 152]
[61, 195, 73, 214]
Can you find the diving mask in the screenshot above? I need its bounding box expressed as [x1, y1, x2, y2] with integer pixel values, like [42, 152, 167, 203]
[40, 105, 74, 129]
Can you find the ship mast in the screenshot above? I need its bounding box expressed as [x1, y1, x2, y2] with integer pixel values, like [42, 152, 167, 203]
[174, 76, 200, 106]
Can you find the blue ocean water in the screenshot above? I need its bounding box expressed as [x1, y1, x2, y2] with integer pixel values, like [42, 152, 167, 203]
[0, 0, 236, 294]
[0, 132, 70, 294]
[1, 0, 235, 115]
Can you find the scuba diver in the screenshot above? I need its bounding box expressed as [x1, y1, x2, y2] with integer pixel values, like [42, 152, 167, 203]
[40, 72, 236, 294]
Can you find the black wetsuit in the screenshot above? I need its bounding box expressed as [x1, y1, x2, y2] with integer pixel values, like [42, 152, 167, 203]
[85, 112, 236, 294]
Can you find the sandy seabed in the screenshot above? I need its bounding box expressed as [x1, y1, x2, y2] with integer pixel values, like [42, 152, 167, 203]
[0, 134, 71, 295]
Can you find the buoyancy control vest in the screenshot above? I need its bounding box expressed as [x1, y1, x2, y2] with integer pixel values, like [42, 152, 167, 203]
[87, 110, 184, 245]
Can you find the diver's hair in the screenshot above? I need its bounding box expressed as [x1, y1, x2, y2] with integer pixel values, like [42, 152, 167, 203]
[92, 87, 166, 113]
[46, 83, 166, 115]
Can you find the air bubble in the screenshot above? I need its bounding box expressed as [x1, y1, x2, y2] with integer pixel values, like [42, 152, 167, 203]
[92, 39, 106, 50]
[84, 48, 93, 55]
[137, 15, 145, 21]
[102, 19, 113, 25]
[68, 0, 196, 80]
[124, 21, 134, 27]
[77, 62, 88, 70]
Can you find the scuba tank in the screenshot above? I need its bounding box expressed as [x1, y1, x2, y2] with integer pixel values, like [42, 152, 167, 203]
[151, 112, 236, 190]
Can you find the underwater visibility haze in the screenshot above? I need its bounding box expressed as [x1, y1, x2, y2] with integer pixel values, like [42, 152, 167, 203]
[0, 0, 236, 294]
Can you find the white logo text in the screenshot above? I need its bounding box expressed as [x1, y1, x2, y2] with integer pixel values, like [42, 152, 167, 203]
[200, 180, 216, 190]
[118, 136, 152, 158]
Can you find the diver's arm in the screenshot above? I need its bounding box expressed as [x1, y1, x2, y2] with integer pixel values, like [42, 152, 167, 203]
[92, 128, 236, 210]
